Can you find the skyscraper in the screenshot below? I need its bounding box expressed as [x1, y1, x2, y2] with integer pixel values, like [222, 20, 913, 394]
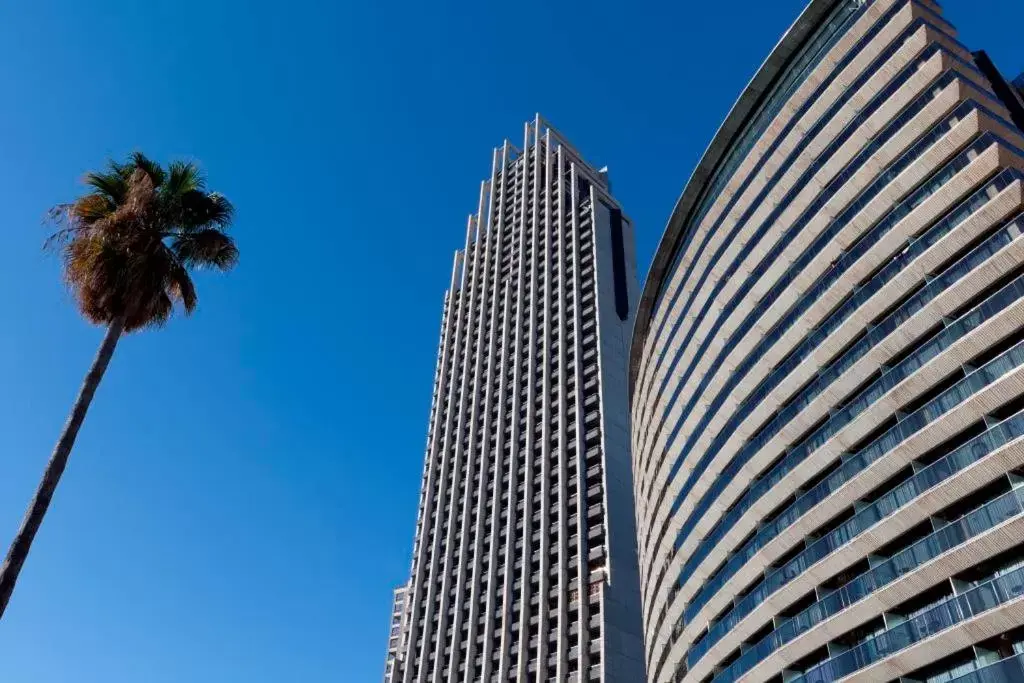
[389, 116, 645, 683]
[629, 2, 1024, 683]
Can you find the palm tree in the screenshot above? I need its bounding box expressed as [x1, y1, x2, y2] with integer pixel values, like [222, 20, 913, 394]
[0, 152, 238, 619]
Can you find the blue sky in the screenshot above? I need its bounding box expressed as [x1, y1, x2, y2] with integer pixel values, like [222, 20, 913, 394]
[0, 1, 1020, 681]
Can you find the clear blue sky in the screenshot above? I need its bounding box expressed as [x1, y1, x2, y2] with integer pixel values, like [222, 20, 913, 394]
[0, 1, 1020, 680]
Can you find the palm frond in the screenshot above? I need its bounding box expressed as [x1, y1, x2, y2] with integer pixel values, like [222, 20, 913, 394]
[71, 194, 115, 224]
[132, 291, 174, 330]
[102, 168, 157, 235]
[130, 151, 166, 188]
[44, 225, 87, 252]
[121, 244, 175, 331]
[83, 169, 128, 204]
[63, 231, 130, 326]
[163, 161, 204, 199]
[172, 229, 239, 270]
[165, 261, 198, 314]
[177, 190, 235, 231]
[44, 204, 80, 251]
[204, 193, 234, 227]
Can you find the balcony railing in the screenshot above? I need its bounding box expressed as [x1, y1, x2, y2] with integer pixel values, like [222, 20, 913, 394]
[792, 566, 1024, 682]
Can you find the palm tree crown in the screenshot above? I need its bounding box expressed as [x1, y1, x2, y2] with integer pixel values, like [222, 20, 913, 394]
[0, 152, 238, 621]
[50, 151, 238, 331]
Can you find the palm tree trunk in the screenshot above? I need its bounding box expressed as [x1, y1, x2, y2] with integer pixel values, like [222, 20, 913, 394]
[0, 316, 125, 620]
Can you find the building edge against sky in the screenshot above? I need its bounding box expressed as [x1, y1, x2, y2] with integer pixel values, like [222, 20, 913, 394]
[386, 116, 645, 682]
[384, 584, 411, 683]
[629, 1, 1024, 683]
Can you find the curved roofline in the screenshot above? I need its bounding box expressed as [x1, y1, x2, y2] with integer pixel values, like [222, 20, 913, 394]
[629, 0, 842, 394]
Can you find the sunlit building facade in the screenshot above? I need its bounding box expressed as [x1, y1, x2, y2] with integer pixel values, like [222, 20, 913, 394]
[385, 584, 411, 683]
[391, 116, 645, 683]
[629, 2, 1024, 682]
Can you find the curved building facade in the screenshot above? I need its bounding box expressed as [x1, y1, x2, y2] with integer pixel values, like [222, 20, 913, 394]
[630, 2, 1024, 682]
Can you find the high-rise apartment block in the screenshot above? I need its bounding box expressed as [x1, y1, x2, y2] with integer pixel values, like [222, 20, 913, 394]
[629, 1, 1024, 682]
[389, 116, 645, 682]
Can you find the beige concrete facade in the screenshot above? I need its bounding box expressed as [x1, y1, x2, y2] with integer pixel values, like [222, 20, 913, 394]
[630, 1, 1024, 682]
[392, 117, 645, 683]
